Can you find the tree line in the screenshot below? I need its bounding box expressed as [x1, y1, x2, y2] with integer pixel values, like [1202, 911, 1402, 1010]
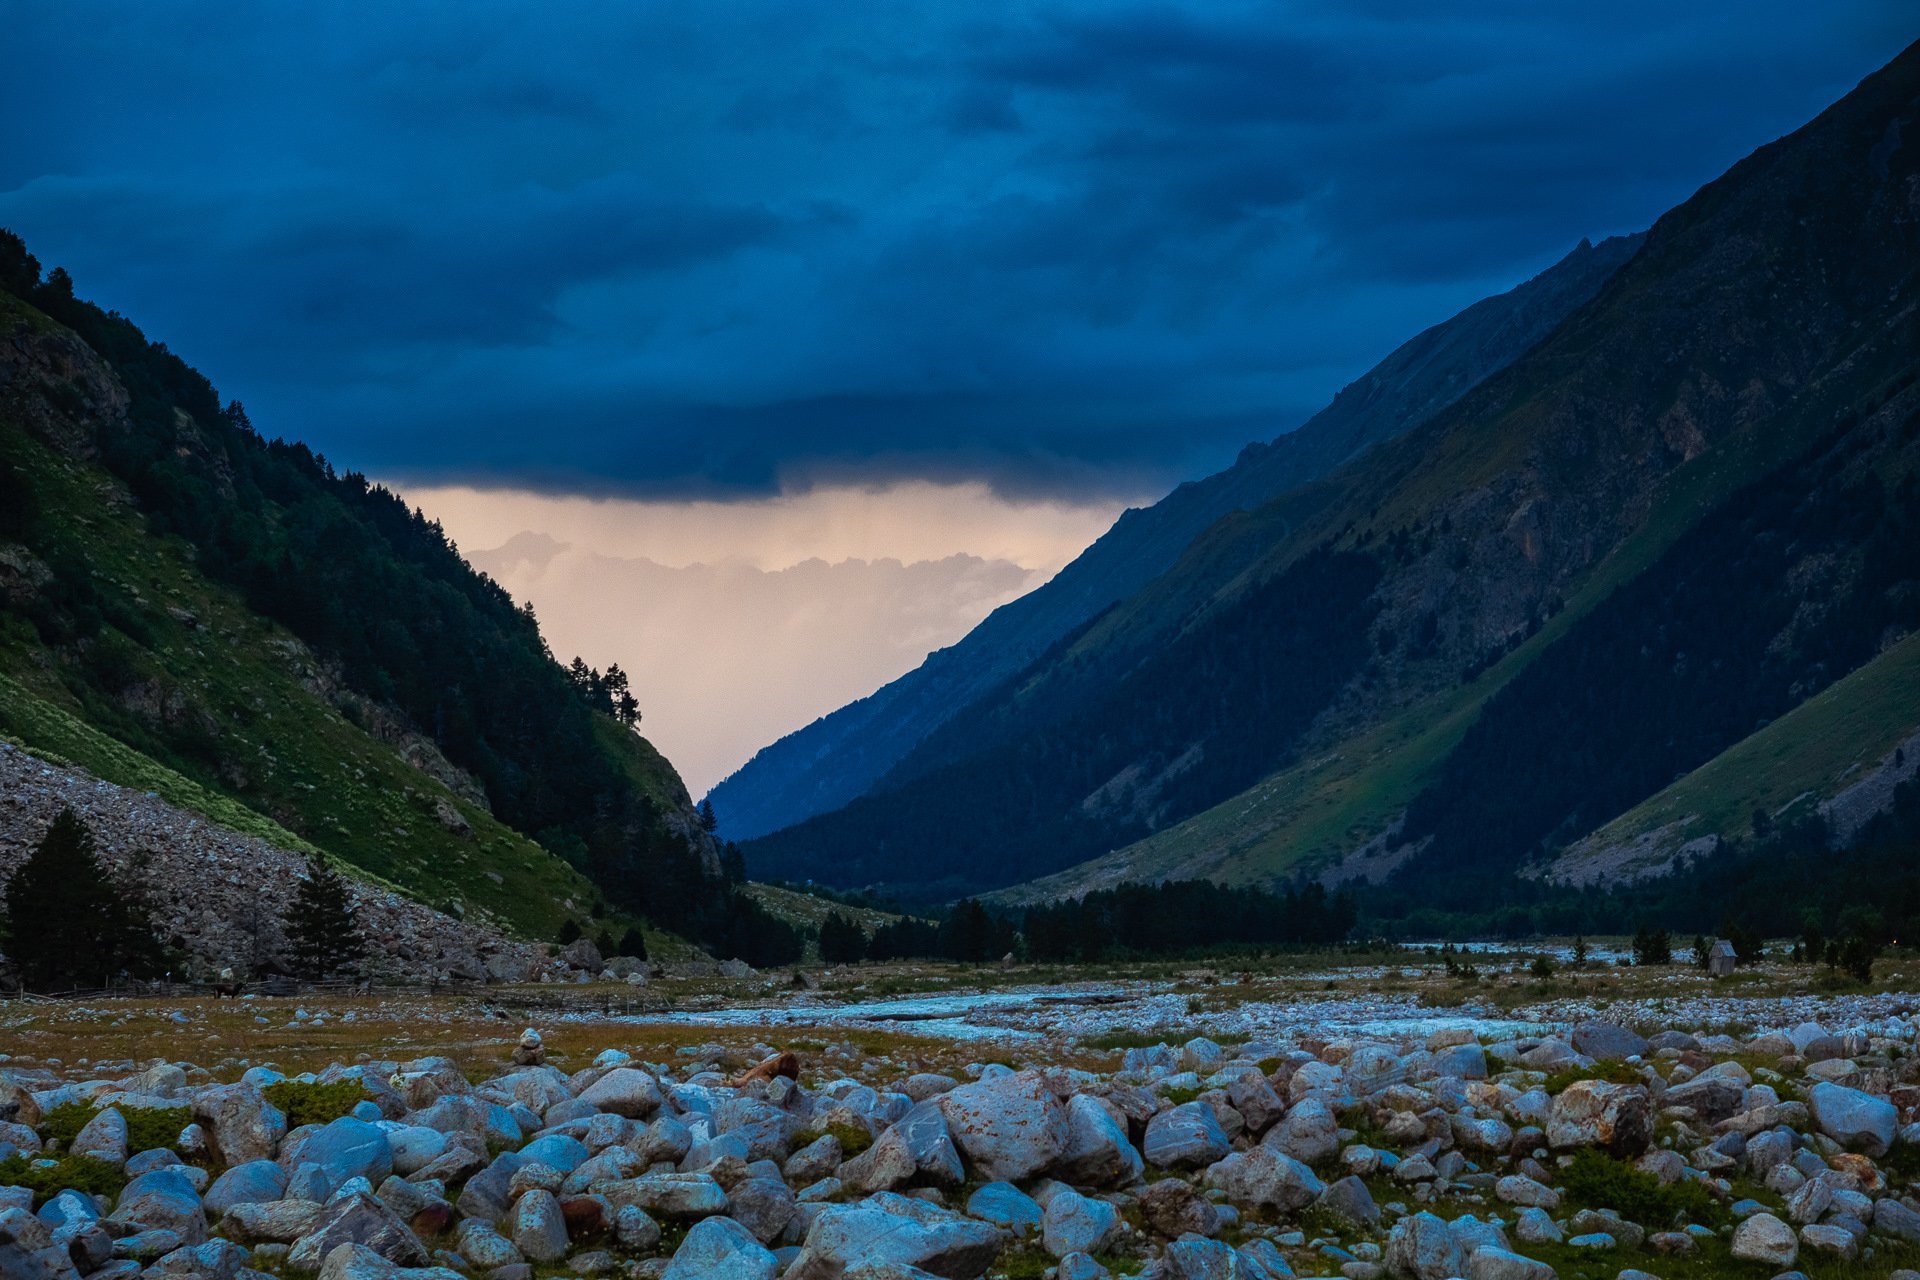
[0, 809, 363, 990]
[813, 879, 1358, 965]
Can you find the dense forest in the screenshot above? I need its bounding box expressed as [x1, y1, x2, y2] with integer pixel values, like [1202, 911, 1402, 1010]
[1021, 879, 1356, 962]
[0, 231, 802, 953]
[748, 549, 1382, 901]
[1389, 396, 1920, 914]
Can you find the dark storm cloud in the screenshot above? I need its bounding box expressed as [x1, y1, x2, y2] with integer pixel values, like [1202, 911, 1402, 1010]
[1, 1, 1908, 499]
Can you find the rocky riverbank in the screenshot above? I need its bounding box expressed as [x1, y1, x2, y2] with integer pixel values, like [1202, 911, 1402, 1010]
[6, 1001, 1920, 1279]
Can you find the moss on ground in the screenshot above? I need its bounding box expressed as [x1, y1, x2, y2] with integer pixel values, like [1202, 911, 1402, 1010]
[261, 1079, 369, 1128]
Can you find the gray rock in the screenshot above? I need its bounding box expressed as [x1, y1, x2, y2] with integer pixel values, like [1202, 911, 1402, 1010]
[454, 1152, 526, 1223]
[615, 1203, 662, 1252]
[1875, 1197, 1920, 1243]
[579, 1068, 665, 1119]
[452, 1219, 524, 1269]
[1545, 1081, 1651, 1156]
[314, 1241, 468, 1280]
[1729, 1212, 1797, 1267]
[1494, 1175, 1559, 1209]
[787, 1191, 1005, 1280]
[192, 1084, 287, 1166]
[1465, 1247, 1555, 1280]
[1041, 1188, 1120, 1258]
[518, 1132, 590, 1175]
[608, 1173, 729, 1219]
[846, 1101, 965, 1192]
[203, 1159, 288, 1215]
[1057, 1095, 1142, 1187]
[728, 1175, 796, 1243]
[288, 1192, 429, 1271]
[108, 1167, 206, 1245]
[1265, 1097, 1339, 1165]
[1513, 1207, 1560, 1245]
[1448, 1113, 1513, 1154]
[115, 1226, 185, 1260]
[937, 1070, 1069, 1182]
[846, 1265, 954, 1280]
[508, 1189, 569, 1263]
[291, 1117, 394, 1195]
[1808, 1082, 1896, 1157]
[1384, 1211, 1465, 1280]
[664, 1215, 777, 1280]
[559, 938, 604, 971]
[1203, 1146, 1325, 1212]
[964, 1182, 1042, 1239]
[1319, 1174, 1380, 1228]
[833, 1136, 913, 1197]
[1430, 1042, 1489, 1081]
[1145, 1101, 1231, 1169]
[1159, 1237, 1261, 1280]
[1136, 1178, 1221, 1238]
[37, 1187, 99, 1242]
[1567, 1209, 1642, 1250]
[1222, 1068, 1286, 1134]
[785, 1134, 843, 1185]
[1571, 1021, 1648, 1061]
[218, 1198, 323, 1243]
[1800, 1221, 1858, 1258]
[1663, 1075, 1746, 1122]
[1055, 1254, 1110, 1280]
[71, 1107, 129, 1166]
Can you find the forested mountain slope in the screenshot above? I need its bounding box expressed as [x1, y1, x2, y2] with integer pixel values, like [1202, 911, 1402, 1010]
[750, 41, 1920, 912]
[0, 238, 756, 948]
[707, 234, 1642, 840]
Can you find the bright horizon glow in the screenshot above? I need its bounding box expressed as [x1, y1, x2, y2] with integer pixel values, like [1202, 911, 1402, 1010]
[402, 479, 1138, 793]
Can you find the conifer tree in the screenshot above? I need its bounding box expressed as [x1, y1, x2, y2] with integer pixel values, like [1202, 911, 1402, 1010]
[1, 809, 165, 989]
[818, 911, 867, 964]
[699, 798, 719, 833]
[617, 926, 649, 960]
[281, 854, 365, 980]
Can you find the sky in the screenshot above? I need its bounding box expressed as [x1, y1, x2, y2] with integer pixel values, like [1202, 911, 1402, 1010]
[3, 2, 1909, 790]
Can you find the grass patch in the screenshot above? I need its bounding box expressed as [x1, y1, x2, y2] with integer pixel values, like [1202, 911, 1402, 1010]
[797, 1122, 873, 1158]
[262, 1080, 369, 1128]
[0, 1153, 126, 1206]
[1539, 1061, 1644, 1094]
[1559, 1149, 1724, 1229]
[39, 1102, 190, 1155]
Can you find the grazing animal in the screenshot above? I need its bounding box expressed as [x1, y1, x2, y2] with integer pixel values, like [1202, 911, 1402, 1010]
[725, 1051, 801, 1088]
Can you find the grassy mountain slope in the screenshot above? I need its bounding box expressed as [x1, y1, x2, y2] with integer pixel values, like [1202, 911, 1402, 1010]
[1539, 630, 1920, 886]
[0, 246, 728, 946]
[0, 405, 595, 938]
[707, 234, 1641, 841]
[752, 40, 1920, 909]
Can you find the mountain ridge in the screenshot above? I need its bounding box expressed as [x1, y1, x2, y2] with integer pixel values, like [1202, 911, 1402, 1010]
[745, 40, 1920, 914]
[708, 231, 1644, 839]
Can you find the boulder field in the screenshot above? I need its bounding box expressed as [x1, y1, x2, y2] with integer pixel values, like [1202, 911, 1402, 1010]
[5, 1014, 1920, 1278]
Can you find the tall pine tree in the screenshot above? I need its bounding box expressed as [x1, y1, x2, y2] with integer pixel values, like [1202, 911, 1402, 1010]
[818, 911, 867, 964]
[2, 809, 165, 989]
[282, 854, 366, 979]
